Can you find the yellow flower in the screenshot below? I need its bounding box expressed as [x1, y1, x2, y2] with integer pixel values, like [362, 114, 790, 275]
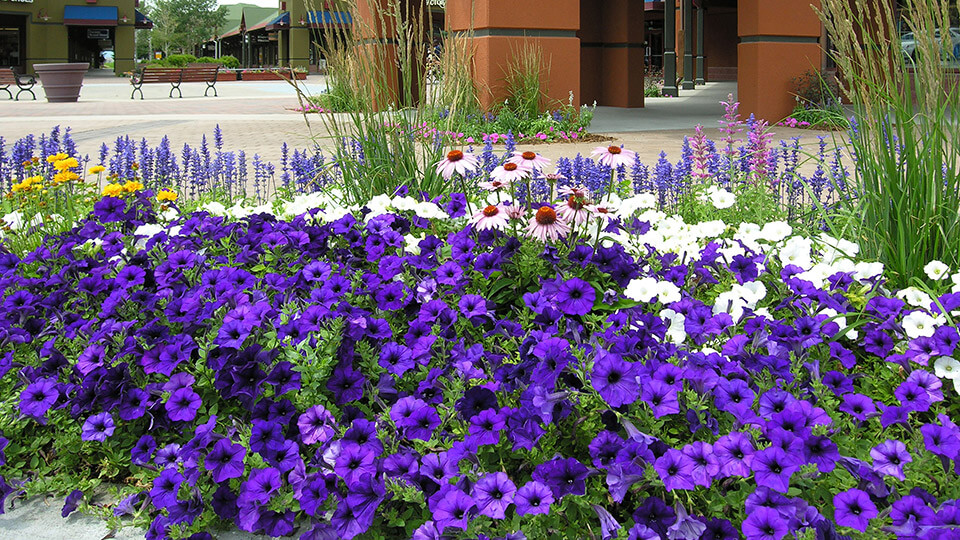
[157, 189, 178, 202]
[54, 157, 79, 171]
[54, 170, 80, 184]
[102, 183, 124, 198]
[123, 180, 144, 193]
[89, 165, 106, 175]
[46, 152, 68, 163]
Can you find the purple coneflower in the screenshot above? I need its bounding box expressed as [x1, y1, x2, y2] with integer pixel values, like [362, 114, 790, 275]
[592, 145, 637, 169]
[489, 161, 529, 183]
[469, 204, 510, 231]
[434, 149, 478, 179]
[526, 206, 570, 242]
[509, 150, 551, 172]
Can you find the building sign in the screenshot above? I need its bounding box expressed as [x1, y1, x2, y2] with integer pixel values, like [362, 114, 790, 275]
[3, 0, 34, 3]
[87, 29, 110, 40]
[426, 0, 444, 6]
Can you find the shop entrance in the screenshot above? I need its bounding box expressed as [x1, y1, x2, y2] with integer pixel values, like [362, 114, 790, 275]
[68, 26, 114, 69]
[0, 14, 27, 73]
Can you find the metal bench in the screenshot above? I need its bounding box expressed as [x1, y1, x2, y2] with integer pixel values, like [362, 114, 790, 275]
[0, 68, 36, 101]
[130, 64, 220, 99]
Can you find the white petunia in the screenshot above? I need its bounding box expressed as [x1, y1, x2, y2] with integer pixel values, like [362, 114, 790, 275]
[953, 272, 960, 293]
[759, 221, 792, 242]
[924, 260, 951, 281]
[934, 357, 960, 379]
[201, 201, 227, 216]
[853, 261, 884, 281]
[779, 236, 813, 270]
[660, 309, 687, 344]
[655, 281, 682, 304]
[624, 277, 660, 303]
[709, 188, 736, 209]
[897, 287, 933, 308]
[902, 311, 937, 339]
[713, 290, 747, 321]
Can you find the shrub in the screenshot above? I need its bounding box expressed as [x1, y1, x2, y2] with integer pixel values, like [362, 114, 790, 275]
[163, 54, 198, 67]
[217, 55, 240, 69]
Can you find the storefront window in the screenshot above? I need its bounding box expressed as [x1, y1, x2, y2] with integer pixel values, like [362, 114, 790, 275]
[0, 28, 21, 68]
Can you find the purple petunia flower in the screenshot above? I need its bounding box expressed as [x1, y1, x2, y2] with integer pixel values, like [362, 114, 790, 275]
[298, 405, 336, 445]
[751, 447, 799, 493]
[473, 472, 516, 519]
[204, 439, 246, 483]
[61, 489, 83, 518]
[19, 378, 58, 420]
[150, 468, 184, 509]
[554, 277, 596, 316]
[432, 488, 475, 531]
[165, 387, 202, 422]
[742, 507, 788, 540]
[81, 412, 115, 442]
[514, 481, 553, 516]
[592, 352, 640, 408]
[833, 488, 878, 532]
[869, 439, 912, 481]
[838, 393, 876, 422]
[533, 457, 589, 498]
[654, 449, 696, 491]
[239, 467, 281, 506]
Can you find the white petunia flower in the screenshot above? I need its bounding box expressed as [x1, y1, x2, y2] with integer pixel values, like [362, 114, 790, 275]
[660, 309, 687, 344]
[624, 277, 660, 303]
[709, 188, 736, 209]
[201, 201, 227, 216]
[924, 260, 950, 281]
[934, 357, 960, 379]
[953, 272, 960, 293]
[759, 221, 792, 242]
[902, 311, 937, 339]
[853, 261, 884, 281]
[779, 236, 813, 270]
[897, 287, 933, 308]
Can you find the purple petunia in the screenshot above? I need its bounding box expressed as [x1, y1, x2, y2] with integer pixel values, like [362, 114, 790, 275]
[205, 439, 246, 483]
[513, 481, 554, 516]
[654, 449, 696, 491]
[19, 378, 58, 420]
[165, 387, 202, 422]
[81, 412, 115, 442]
[833, 488, 878, 532]
[870, 439, 912, 481]
[473, 472, 516, 519]
[553, 277, 596, 316]
[592, 352, 640, 408]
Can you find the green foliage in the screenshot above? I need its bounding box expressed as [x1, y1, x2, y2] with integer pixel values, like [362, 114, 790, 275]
[816, 0, 960, 288]
[215, 55, 240, 69]
[141, 0, 227, 56]
[500, 41, 548, 120]
[786, 104, 850, 129]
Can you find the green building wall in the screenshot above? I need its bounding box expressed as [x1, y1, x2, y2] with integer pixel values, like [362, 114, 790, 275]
[2, 0, 140, 76]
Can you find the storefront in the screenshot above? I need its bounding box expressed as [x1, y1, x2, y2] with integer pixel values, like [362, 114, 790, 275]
[0, 0, 147, 76]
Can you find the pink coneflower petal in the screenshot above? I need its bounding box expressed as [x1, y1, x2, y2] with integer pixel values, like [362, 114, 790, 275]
[435, 150, 480, 180]
[509, 151, 551, 172]
[470, 204, 510, 231]
[591, 145, 637, 169]
[526, 206, 570, 242]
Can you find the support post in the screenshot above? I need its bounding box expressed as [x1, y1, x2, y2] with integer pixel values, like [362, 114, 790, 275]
[695, 5, 705, 84]
[662, 0, 679, 97]
[682, 0, 694, 90]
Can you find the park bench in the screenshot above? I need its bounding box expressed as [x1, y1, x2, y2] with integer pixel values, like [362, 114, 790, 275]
[0, 68, 36, 101]
[130, 64, 220, 100]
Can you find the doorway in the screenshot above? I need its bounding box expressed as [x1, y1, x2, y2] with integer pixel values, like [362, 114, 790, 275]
[0, 14, 27, 73]
[68, 26, 114, 69]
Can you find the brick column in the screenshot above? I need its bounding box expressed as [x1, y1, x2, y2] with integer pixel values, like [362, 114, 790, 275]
[682, 0, 694, 89]
[662, 0, 679, 97]
[580, 0, 644, 107]
[695, 5, 705, 84]
[447, 0, 580, 110]
[738, 0, 822, 121]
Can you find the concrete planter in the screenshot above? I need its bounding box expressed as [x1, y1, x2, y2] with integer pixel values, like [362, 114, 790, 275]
[33, 63, 89, 103]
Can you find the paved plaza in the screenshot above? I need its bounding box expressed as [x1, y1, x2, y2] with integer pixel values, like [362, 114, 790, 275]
[0, 70, 841, 170]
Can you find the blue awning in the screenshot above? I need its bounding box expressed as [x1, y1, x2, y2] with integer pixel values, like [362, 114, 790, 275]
[63, 6, 118, 26]
[135, 10, 153, 29]
[266, 11, 351, 31]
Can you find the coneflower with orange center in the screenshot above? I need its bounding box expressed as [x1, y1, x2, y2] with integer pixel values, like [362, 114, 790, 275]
[526, 205, 570, 242]
[508, 150, 551, 172]
[434, 149, 480, 180]
[489, 161, 530, 184]
[469, 204, 510, 231]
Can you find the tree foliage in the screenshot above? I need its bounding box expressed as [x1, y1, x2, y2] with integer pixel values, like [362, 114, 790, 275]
[141, 0, 228, 55]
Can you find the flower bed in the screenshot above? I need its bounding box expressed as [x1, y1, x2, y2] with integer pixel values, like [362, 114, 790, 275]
[1, 124, 959, 540]
[241, 70, 307, 81]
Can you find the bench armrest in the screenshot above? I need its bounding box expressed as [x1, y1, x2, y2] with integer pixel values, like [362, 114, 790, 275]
[16, 74, 35, 86]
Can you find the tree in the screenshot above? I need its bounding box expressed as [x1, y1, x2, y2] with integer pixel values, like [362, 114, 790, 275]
[141, 0, 228, 55]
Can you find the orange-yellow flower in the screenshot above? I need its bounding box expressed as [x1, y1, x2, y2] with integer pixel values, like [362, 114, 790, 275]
[122, 180, 144, 193]
[54, 170, 80, 184]
[46, 152, 68, 163]
[54, 157, 79, 171]
[102, 183, 124, 198]
[88, 165, 106, 175]
[157, 189, 178, 202]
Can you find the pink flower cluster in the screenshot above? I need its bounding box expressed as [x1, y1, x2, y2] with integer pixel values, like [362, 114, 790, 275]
[776, 118, 813, 128]
[382, 122, 584, 145]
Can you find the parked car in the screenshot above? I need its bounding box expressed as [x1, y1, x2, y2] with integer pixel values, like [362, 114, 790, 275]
[900, 27, 960, 61]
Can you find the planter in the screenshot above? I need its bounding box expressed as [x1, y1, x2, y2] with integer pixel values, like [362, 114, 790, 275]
[216, 71, 238, 82]
[241, 70, 307, 81]
[33, 63, 89, 103]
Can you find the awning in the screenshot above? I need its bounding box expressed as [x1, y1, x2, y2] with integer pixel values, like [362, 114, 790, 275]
[63, 6, 118, 26]
[135, 10, 153, 30]
[265, 11, 352, 31]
